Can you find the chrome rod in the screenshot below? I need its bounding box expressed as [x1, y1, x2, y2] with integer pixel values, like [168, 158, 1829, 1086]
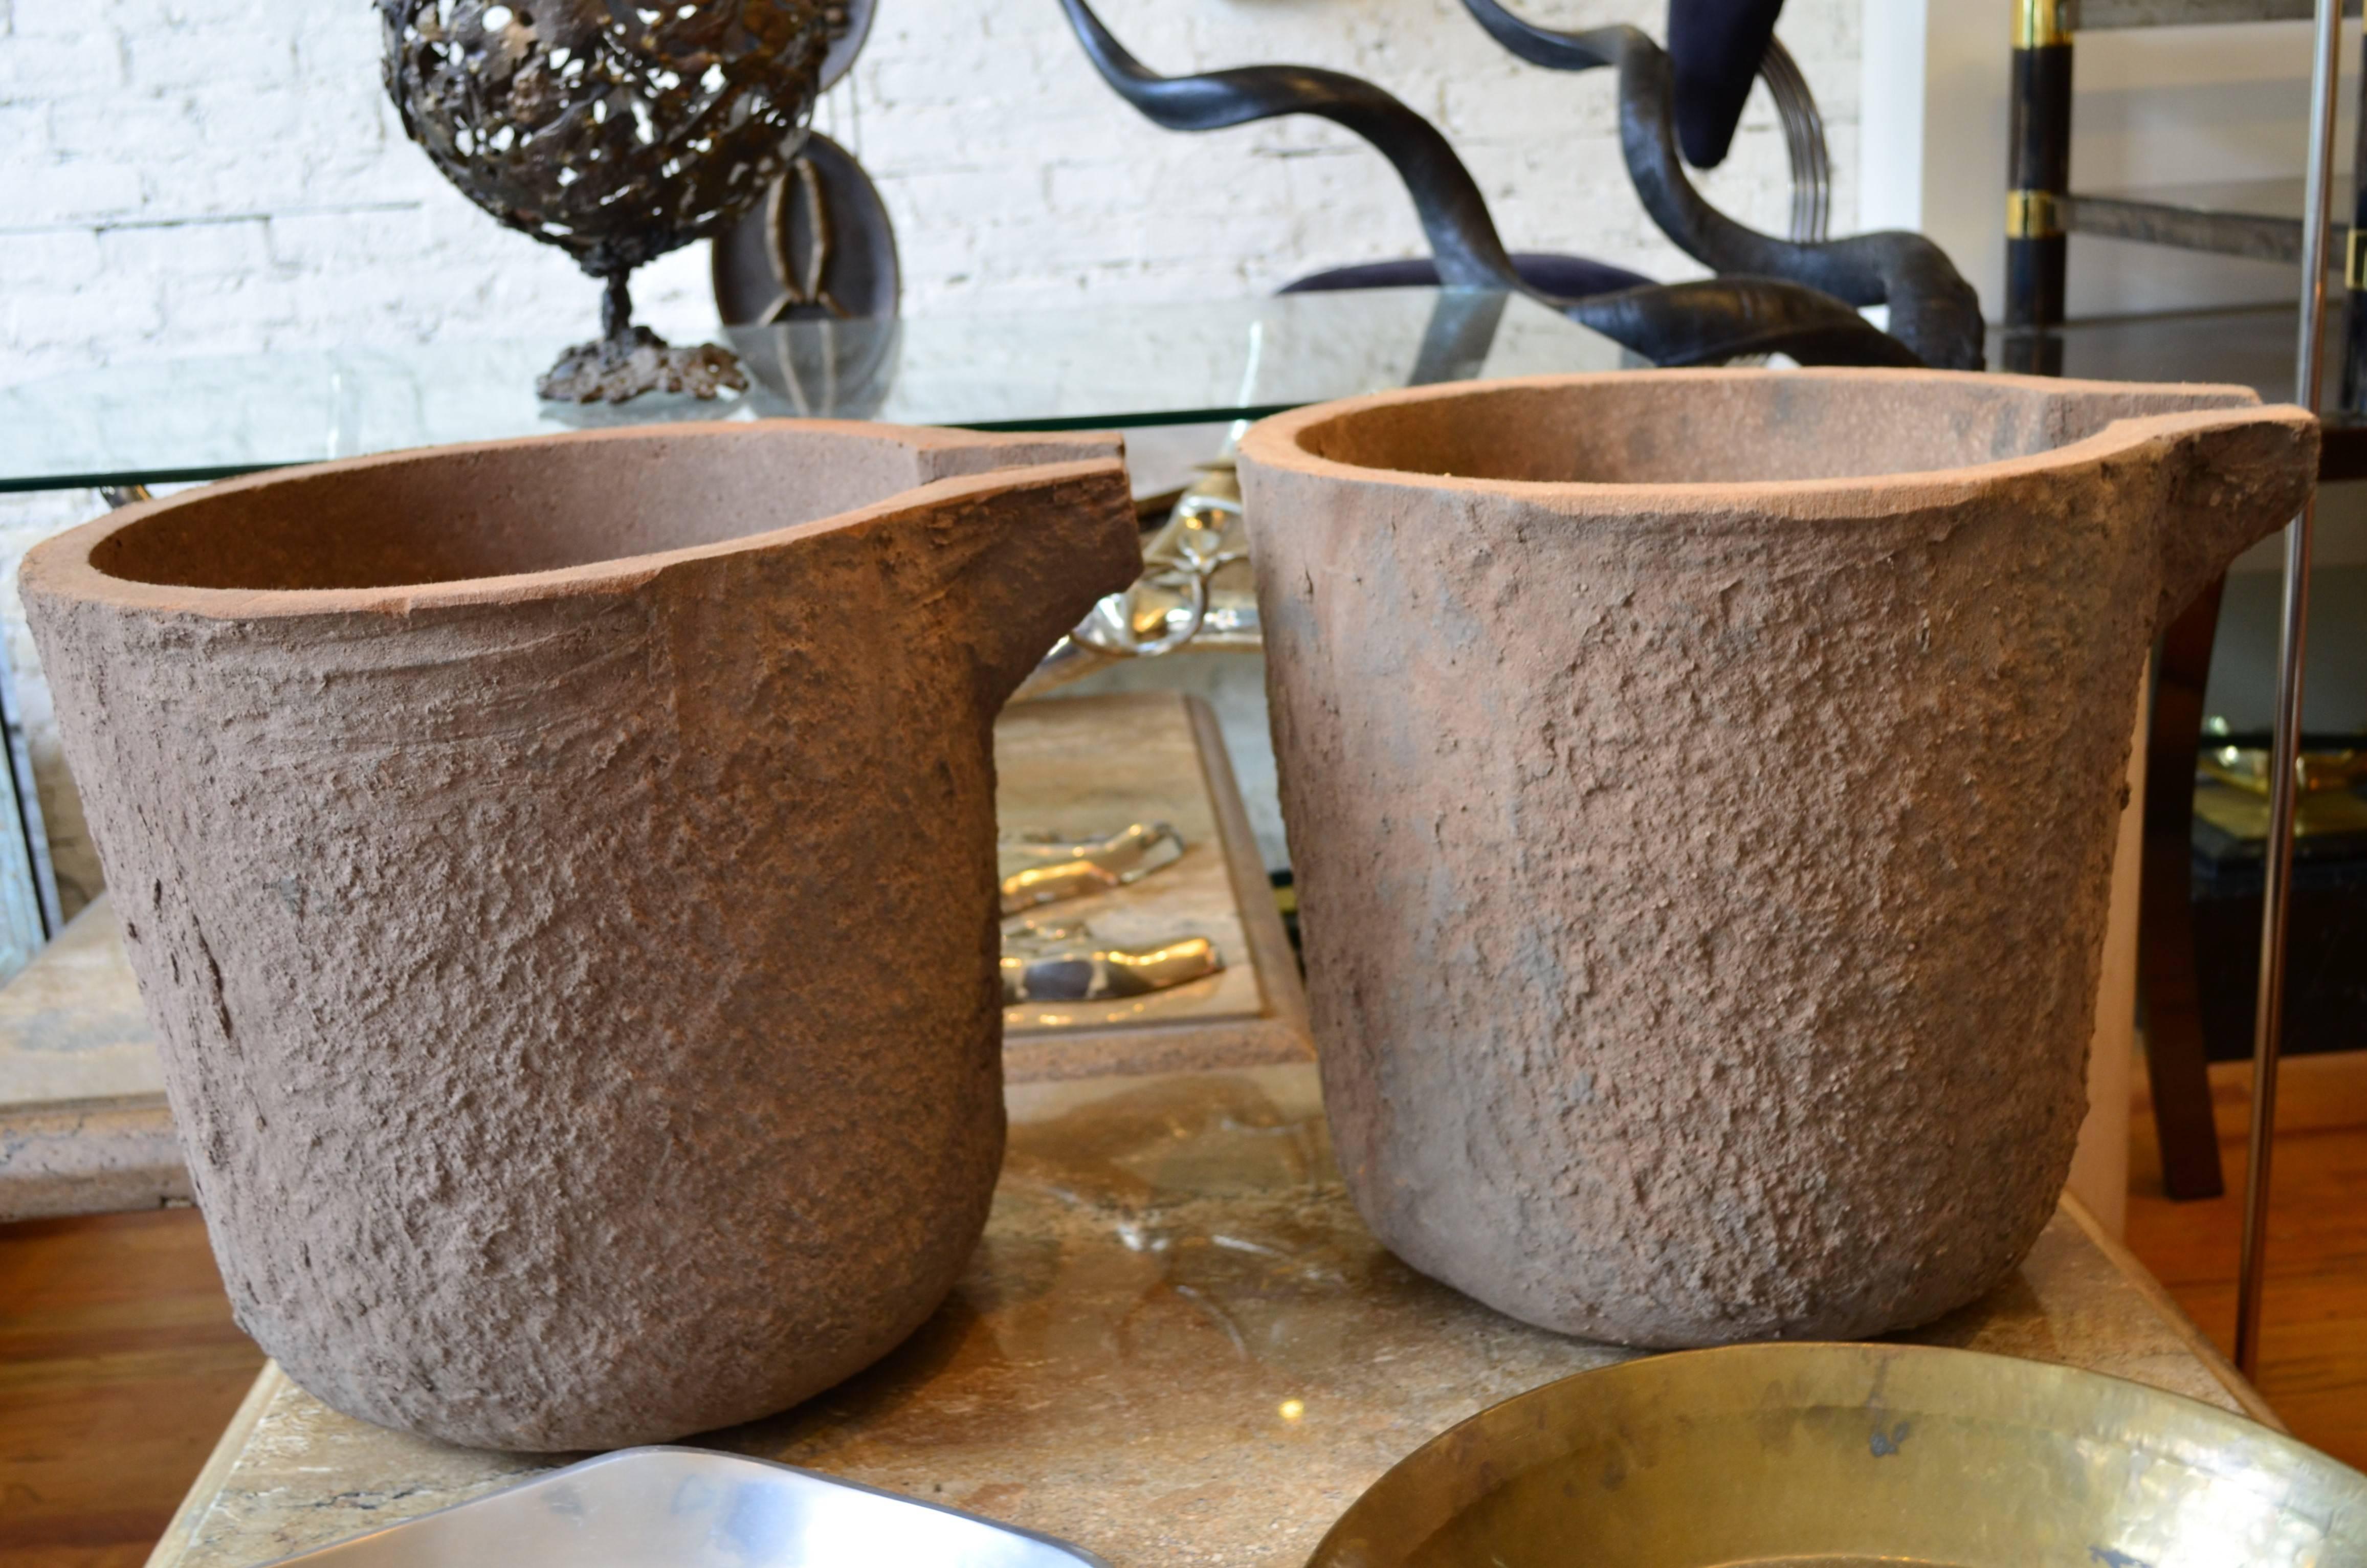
[2235, 0, 2343, 1380]
[1758, 37, 1831, 244]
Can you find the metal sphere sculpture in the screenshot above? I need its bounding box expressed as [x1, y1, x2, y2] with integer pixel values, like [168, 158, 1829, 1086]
[379, 0, 839, 402]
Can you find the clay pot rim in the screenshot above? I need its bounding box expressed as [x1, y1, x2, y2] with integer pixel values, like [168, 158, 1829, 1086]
[1240, 367, 2301, 519]
[27, 419, 1128, 623]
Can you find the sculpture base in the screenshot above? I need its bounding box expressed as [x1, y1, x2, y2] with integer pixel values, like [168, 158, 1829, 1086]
[537, 325, 749, 404]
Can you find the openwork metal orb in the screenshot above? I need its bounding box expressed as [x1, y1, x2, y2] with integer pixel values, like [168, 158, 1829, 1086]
[379, 0, 839, 401]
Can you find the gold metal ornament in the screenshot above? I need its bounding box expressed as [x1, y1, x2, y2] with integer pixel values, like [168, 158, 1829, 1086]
[1310, 1343, 2367, 1568]
[378, 0, 839, 401]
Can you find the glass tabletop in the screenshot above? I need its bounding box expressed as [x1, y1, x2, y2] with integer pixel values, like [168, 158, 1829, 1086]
[0, 289, 1625, 494]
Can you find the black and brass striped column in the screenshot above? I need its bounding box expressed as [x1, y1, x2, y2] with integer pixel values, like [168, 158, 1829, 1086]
[2005, 0, 2071, 374]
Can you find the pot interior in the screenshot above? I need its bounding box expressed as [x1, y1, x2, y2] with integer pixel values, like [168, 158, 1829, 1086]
[1289, 374, 2237, 487]
[90, 428, 946, 591]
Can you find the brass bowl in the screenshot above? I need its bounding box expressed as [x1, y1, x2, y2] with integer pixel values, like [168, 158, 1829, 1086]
[1309, 1344, 2367, 1567]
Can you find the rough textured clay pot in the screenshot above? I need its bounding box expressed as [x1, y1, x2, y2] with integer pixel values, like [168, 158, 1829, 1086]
[1238, 370, 2317, 1346]
[22, 423, 1140, 1449]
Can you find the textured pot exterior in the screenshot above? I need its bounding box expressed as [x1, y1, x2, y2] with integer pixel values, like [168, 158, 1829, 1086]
[22, 423, 1141, 1449]
[1238, 370, 2317, 1346]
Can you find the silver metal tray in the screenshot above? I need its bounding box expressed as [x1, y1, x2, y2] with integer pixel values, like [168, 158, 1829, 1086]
[254, 1446, 1109, 1568]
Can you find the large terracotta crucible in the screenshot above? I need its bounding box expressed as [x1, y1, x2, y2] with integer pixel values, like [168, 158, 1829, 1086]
[1238, 369, 2316, 1345]
[22, 422, 1141, 1450]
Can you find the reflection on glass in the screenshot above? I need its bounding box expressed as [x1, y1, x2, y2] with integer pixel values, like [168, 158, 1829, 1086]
[0, 289, 1623, 493]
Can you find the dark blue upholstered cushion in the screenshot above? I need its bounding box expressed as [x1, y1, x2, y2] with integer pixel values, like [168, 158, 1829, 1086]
[1668, 0, 1785, 170]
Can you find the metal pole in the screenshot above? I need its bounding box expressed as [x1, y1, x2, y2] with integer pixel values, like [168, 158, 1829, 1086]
[2234, 0, 2344, 1380]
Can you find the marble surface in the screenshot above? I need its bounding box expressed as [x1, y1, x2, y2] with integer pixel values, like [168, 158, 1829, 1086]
[0, 896, 184, 1218]
[999, 693, 1309, 1082]
[0, 691, 1309, 1217]
[150, 1062, 2262, 1568]
[1000, 694, 1270, 1038]
[0, 894, 156, 1103]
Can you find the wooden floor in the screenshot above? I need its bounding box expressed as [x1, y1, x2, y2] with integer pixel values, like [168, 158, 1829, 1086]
[0, 1210, 261, 1568]
[1, 1056, 2362, 1568]
[2125, 1047, 2367, 1471]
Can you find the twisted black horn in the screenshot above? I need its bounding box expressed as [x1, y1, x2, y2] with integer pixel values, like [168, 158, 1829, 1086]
[1459, 0, 1985, 369]
[1057, 0, 1919, 369]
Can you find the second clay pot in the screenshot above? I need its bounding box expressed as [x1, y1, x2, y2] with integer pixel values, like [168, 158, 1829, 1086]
[1239, 369, 2316, 1345]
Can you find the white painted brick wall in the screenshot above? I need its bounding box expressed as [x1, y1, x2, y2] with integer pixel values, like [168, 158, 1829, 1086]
[1, 0, 1861, 912]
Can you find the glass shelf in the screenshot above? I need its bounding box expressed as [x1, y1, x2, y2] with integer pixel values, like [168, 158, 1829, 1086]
[2009, 301, 2326, 402]
[2063, 176, 2351, 266]
[0, 289, 1624, 495]
[2072, 0, 2354, 28]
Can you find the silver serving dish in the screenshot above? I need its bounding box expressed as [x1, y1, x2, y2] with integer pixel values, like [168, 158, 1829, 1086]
[257, 1447, 1108, 1568]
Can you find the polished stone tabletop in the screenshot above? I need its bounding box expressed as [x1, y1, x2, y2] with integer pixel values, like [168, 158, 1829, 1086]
[148, 1062, 2268, 1568]
[0, 897, 185, 1218]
